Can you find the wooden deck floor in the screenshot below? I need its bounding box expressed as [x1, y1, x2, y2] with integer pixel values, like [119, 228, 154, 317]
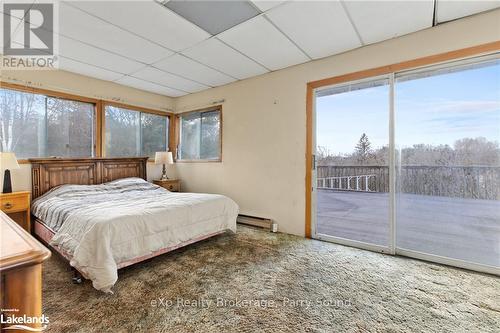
[317, 190, 500, 267]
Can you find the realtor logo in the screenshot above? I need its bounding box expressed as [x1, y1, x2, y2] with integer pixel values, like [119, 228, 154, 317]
[3, 3, 54, 55]
[2, 0, 58, 69]
[0, 310, 49, 331]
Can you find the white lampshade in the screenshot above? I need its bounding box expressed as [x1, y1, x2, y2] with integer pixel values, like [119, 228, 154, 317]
[0, 152, 20, 170]
[155, 151, 173, 165]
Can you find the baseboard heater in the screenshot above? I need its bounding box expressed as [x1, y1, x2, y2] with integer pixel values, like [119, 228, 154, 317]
[237, 214, 278, 232]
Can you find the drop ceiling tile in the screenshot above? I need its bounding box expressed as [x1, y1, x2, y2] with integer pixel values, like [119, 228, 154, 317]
[115, 76, 187, 97]
[436, 0, 500, 23]
[59, 36, 146, 74]
[153, 54, 236, 87]
[6, 36, 124, 83]
[344, 0, 434, 44]
[60, 2, 172, 64]
[132, 66, 209, 93]
[164, 0, 260, 35]
[69, 1, 210, 51]
[182, 38, 268, 79]
[58, 57, 124, 82]
[266, 1, 361, 59]
[218, 15, 309, 71]
[251, 1, 286, 12]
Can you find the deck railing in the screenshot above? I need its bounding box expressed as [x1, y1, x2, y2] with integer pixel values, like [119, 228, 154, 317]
[316, 165, 500, 200]
[317, 175, 375, 192]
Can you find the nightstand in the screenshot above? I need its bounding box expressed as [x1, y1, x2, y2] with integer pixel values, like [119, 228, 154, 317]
[0, 191, 31, 232]
[153, 179, 181, 192]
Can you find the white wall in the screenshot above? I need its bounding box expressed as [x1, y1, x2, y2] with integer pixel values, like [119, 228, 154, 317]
[0, 69, 174, 112]
[173, 10, 500, 236]
[0, 69, 176, 191]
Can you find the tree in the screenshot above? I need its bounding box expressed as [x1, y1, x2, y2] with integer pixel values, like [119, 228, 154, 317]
[453, 137, 499, 166]
[1, 89, 43, 157]
[355, 133, 372, 163]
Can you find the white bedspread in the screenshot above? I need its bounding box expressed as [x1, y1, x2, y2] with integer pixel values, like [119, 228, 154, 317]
[32, 178, 238, 292]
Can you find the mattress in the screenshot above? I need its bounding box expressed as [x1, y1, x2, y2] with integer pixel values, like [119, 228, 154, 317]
[31, 177, 239, 292]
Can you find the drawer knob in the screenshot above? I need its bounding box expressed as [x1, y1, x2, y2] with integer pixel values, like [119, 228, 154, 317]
[169, 185, 174, 190]
[3, 202, 13, 209]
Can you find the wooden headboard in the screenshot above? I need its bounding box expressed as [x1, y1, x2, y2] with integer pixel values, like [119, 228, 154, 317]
[29, 157, 148, 199]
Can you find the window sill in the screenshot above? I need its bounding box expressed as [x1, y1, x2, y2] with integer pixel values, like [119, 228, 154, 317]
[17, 158, 222, 164]
[17, 157, 154, 164]
[175, 159, 222, 163]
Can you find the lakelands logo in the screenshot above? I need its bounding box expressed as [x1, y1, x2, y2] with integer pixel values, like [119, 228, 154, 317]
[1, 313, 49, 331]
[1, 0, 58, 70]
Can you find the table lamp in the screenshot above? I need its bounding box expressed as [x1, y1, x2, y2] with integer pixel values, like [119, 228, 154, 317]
[155, 151, 173, 180]
[1, 152, 20, 193]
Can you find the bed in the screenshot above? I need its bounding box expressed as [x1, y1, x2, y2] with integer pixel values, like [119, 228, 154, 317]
[29, 157, 238, 293]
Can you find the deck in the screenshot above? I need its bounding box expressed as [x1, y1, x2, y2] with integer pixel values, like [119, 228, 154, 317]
[316, 190, 500, 267]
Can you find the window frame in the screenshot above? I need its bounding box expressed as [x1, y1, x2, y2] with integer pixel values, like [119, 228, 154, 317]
[175, 105, 223, 163]
[1, 82, 100, 163]
[306, 42, 500, 239]
[308, 52, 500, 275]
[0, 82, 174, 163]
[102, 101, 174, 160]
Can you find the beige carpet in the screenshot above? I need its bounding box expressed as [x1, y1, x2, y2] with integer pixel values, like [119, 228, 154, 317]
[42, 225, 499, 332]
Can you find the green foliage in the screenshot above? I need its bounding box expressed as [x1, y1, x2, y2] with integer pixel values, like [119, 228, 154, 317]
[354, 133, 372, 163]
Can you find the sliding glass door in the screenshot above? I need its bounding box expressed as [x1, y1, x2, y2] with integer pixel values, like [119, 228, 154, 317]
[312, 54, 500, 273]
[315, 78, 390, 250]
[395, 58, 500, 268]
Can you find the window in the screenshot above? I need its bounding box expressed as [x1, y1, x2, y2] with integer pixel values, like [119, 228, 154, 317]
[141, 113, 169, 158]
[0, 87, 95, 158]
[104, 105, 169, 158]
[311, 53, 500, 273]
[177, 107, 221, 161]
[315, 78, 390, 247]
[395, 57, 500, 267]
[1, 84, 171, 161]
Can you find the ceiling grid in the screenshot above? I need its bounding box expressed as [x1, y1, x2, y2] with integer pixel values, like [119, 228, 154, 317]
[2, 0, 497, 97]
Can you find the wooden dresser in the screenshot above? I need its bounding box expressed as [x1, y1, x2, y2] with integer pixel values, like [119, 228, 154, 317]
[0, 191, 31, 232]
[153, 179, 181, 192]
[0, 211, 51, 331]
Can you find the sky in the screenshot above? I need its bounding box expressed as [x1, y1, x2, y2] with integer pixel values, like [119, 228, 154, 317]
[316, 60, 500, 155]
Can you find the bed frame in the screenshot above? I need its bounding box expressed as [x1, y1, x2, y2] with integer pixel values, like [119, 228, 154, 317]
[30, 157, 148, 200]
[29, 157, 224, 282]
